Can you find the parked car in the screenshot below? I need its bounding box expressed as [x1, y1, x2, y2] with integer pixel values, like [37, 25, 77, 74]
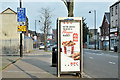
[39, 44, 45, 50]
[47, 43, 51, 48]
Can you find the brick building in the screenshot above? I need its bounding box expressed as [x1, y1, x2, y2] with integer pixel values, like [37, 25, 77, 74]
[100, 12, 110, 50]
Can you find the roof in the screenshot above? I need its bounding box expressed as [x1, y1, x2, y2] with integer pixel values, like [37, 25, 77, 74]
[105, 12, 110, 24]
[110, 0, 120, 8]
[1, 8, 17, 14]
[100, 12, 110, 28]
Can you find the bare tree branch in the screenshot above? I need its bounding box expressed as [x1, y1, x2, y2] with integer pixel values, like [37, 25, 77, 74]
[38, 8, 53, 51]
[61, 0, 68, 7]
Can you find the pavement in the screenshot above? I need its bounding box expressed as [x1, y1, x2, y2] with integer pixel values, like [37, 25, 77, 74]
[2, 49, 81, 78]
[1, 56, 21, 70]
[1, 49, 36, 70]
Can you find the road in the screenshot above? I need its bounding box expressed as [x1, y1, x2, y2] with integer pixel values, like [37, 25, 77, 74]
[83, 49, 118, 78]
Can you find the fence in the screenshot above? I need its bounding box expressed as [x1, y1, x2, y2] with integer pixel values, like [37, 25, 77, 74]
[2, 39, 19, 54]
[24, 37, 33, 53]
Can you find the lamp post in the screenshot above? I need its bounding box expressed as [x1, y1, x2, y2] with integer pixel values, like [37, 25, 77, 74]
[89, 10, 97, 50]
[35, 20, 40, 48]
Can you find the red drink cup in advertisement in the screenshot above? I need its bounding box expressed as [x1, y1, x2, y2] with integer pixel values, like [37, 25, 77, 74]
[64, 46, 74, 56]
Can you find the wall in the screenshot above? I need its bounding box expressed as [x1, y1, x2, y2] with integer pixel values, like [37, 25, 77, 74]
[24, 37, 33, 53]
[110, 4, 119, 28]
[118, 3, 120, 53]
[110, 3, 119, 51]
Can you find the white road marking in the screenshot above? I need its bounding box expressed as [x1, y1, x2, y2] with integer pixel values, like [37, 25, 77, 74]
[89, 57, 93, 59]
[96, 54, 103, 55]
[83, 72, 92, 78]
[85, 52, 118, 58]
[109, 61, 116, 65]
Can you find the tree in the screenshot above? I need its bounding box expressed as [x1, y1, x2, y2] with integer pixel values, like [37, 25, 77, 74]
[83, 18, 91, 43]
[62, 0, 74, 17]
[39, 8, 52, 51]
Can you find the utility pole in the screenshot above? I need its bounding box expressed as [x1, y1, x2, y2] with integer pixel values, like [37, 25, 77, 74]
[20, 0, 23, 57]
[94, 10, 96, 50]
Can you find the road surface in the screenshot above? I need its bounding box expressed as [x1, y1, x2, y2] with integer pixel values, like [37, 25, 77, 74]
[83, 49, 118, 78]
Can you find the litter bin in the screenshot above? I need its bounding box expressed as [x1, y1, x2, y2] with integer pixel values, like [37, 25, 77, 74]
[114, 46, 117, 52]
[52, 47, 57, 67]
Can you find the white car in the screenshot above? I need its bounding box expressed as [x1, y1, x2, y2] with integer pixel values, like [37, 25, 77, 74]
[39, 45, 45, 50]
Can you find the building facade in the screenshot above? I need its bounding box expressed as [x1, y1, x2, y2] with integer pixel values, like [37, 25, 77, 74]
[0, 8, 22, 54]
[0, 8, 29, 54]
[100, 12, 110, 50]
[89, 29, 98, 49]
[110, 1, 120, 51]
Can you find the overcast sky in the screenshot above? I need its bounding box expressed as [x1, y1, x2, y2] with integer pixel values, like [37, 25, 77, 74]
[0, 0, 118, 33]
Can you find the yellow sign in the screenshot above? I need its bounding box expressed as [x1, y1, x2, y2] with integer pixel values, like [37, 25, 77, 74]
[17, 26, 26, 32]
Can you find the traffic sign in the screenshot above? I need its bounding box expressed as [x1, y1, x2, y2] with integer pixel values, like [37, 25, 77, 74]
[17, 26, 26, 32]
[17, 8, 26, 22]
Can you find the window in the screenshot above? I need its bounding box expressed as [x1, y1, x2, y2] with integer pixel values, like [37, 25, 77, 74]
[103, 29, 104, 35]
[112, 21, 113, 28]
[108, 28, 109, 35]
[116, 20, 118, 27]
[115, 5, 118, 15]
[111, 7, 113, 16]
[105, 28, 106, 35]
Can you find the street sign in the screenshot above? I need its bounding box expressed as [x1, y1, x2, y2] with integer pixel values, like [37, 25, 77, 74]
[18, 22, 26, 25]
[57, 17, 83, 77]
[17, 25, 26, 32]
[17, 8, 26, 22]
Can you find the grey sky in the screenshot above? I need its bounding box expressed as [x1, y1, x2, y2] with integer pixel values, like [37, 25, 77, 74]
[0, 1, 117, 33]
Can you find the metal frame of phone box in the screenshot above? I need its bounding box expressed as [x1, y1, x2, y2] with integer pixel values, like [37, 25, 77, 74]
[57, 17, 83, 78]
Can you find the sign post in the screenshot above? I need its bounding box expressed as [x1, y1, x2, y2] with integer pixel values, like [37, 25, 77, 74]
[17, 0, 26, 57]
[57, 17, 83, 78]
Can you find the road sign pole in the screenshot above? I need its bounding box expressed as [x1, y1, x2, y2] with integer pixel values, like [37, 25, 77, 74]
[20, 0, 23, 57]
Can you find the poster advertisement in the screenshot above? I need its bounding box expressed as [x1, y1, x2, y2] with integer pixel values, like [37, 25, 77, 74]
[60, 21, 80, 72]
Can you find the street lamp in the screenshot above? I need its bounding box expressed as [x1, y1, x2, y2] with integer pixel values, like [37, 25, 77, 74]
[89, 10, 97, 50]
[35, 20, 40, 48]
